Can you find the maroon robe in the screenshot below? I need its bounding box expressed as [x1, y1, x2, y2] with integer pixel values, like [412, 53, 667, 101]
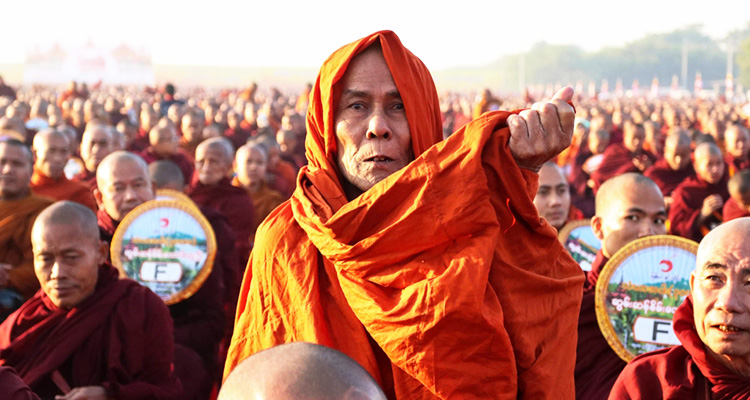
[669, 174, 730, 242]
[223, 128, 250, 151]
[0, 367, 39, 400]
[187, 178, 255, 264]
[576, 251, 627, 400]
[644, 159, 696, 197]
[128, 128, 150, 153]
[139, 148, 195, 185]
[72, 169, 98, 193]
[722, 197, 750, 222]
[0, 265, 182, 399]
[725, 153, 750, 177]
[590, 144, 651, 192]
[609, 297, 750, 399]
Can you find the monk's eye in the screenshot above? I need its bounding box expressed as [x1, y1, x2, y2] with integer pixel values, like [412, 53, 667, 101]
[537, 188, 550, 197]
[347, 102, 366, 111]
[392, 102, 405, 111]
[625, 215, 639, 222]
[654, 217, 666, 225]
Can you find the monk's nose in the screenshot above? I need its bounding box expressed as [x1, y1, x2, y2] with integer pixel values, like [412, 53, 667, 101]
[366, 110, 391, 140]
[715, 283, 743, 314]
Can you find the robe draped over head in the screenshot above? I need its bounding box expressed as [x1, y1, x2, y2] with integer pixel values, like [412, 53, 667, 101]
[225, 30, 584, 399]
[609, 297, 750, 399]
[30, 167, 97, 212]
[723, 197, 750, 222]
[668, 174, 729, 242]
[0, 264, 182, 399]
[644, 159, 696, 197]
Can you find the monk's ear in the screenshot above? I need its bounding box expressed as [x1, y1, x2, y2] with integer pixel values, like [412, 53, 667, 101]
[591, 216, 605, 241]
[93, 188, 103, 208]
[95, 240, 108, 265]
[690, 270, 696, 292]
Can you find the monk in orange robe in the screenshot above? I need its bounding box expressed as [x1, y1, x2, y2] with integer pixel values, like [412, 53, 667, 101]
[0, 139, 54, 314]
[533, 162, 575, 231]
[0, 201, 183, 399]
[723, 170, 750, 221]
[233, 144, 284, 243]
[724, 123, 750, 177]
[669, 142, 729, 242]
[644, 130, 694, 209]
[225, 31, 583, 399]
[30, 129, 96, 211]
[609, 219, 750, 399]
[577, 173, 667, 399]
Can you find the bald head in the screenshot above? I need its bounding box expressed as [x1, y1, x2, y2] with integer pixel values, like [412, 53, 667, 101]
[195, 138, 235, 186]
[95, 151, 154, 221]
[80, 123, 113, 172]
[663, 130, 692, 171]
[219, 343, 386, 400]
[149, 160, 185, 191]
[33, 129, 71, 179]
[32, 201, 100, 246]
[694, 142, 725, 185]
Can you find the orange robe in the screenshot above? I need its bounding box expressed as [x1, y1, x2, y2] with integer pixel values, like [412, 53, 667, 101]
[231, 178, 285, 243]
[225, 30, 584, 399]
[30, 168, 97, 212]
[0, 194, 54, 299]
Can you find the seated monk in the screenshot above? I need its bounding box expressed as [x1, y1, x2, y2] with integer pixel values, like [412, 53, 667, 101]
[576, 173, 667, 399]
[644, 130, 695, 209]
[223, 110, 250, 150]
[139, 119, 194, 183]
[0, 139, 54, 316]
[0, 201, 182, 399]
[276, 128, 305, 170]
[669, 142, 729, 242]
[179, 111, 204, 158]
[0, 366, 39, 400]
[30, 128, 96, 212]
[533, 162, 582, 231]
[233, 143, 285, 243]
[225, 31, 583, 399]
[95, 153, 226, 400]
[723, 169, 750, 222]
[724, 123, 750, 177]
[73, 122, 114, 191]
[570, 129, 609, 217]
[590, 121, 654, 192]
[642, 120, 664, 161]
[188, 138, 255, 265]
[248, 135, 296, 197]
[609, 218, 750, 399]
[219, 342, 386, 400]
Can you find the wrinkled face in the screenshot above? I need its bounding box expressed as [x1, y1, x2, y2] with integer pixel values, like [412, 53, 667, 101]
[334, 47, 413, 195]
[80, 128, 112, 172]
[692, 230, 750, 362]
[236, 147, 267, 187]
[0, 143, 33, 201]
[195, 145, 233, 186]
[624, 125, 645, 153]
[664, 140, 692, 171]
[593, 182, 667, 258]
[34, 135, 70, 179]
[695, 152, 725, 185]
[726, 126, 750, 159]
[32, 223, 106, 309]
[98, 160, 154, 221]
[533, 165, 571, 229]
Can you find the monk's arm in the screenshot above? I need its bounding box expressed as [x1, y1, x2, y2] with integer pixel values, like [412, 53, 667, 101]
[667, 191, 700, 239]
[7, 217, 41, 299]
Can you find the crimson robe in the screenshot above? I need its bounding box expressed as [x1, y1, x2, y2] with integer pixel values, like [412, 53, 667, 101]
[576, 251, 627, 400]
[725, 153, 750, 177]
[0, 265, 182, 399]
[609, 297, 750, 399]
[668, 174, 729, 242]
[223, 128, 250, 151]
[722, 197, 750, 222]
[0, 367, 39, 400]
[72, 169, 98, 193]
[139, 148, 195, 185]
[30, 168, 97, 212]
[187, 178, 255, 264]
[590, 144, 651, 192]
[644, 160, 696, 197]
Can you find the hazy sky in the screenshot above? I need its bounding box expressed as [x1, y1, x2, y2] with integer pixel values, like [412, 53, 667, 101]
[3, 0, 748, 70]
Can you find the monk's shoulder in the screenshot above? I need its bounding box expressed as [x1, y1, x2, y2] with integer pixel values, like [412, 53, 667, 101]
[254, 200, 303, 250]
[109, 279, 172, 322]
[610, 345, 693, 399]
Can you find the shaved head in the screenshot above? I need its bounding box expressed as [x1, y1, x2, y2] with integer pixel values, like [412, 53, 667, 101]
[693, 142, 725, 184]
[32, 128, 69, 150]
[220, 342, 386, 400]
[596, 173, 661, 215]
[195, 137, 235, 186]
[149, 160, 185, 191]
[96, 151, 149, 189]
[95, 151, 154, 221]
[32, 201, 100, 246]
[197, 137, 235, 161]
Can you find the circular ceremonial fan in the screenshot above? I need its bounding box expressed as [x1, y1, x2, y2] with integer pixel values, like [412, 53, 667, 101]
[558, 219, 601, 272]
[595, 235, 698, 362]
[110, 199, 217, 305]
[155, 188, 200, 211]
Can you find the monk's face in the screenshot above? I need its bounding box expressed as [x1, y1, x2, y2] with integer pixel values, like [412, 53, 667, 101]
[182, 115, 203, 142]
[98, 159, 155, 221]
[692, 228, 750, 362]
[623, 125, 645, 153]
[80, 128, 112, 172]
[32, 223, 107, 309]
[726, 126, 750, 159]
[533, 164, 570, 230]
[592, 181, 666, 258]
[236, 147, 267, 187]
[152, 128, 178, 156]
[694, 151, 725, 185]
[0, 143, 33, 201]
[334, 47, 413, 195]
[664, 139, 692, 171]
[34, 134, 71, 179]
[588, 132, 609, 155]
[196, 145, 233, 186]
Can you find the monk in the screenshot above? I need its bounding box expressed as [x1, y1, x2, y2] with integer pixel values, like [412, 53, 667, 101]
[225, 31, 583, 399]
[570, 129, 609, 217]
[644, 130, 695, 207]
[219, 342, 386, 400]
[74, 122, 114, 191]
[669, 142, 729, 242]
[724, 123, 750, 177]
[590, 121, 653, 191]
[247, 135, 295, 197]
[139, 120, 194, 183]
[180, 111, 204, 157]
[131, 108, 157, 152]
[224, 110, 250, 150]
[533, 162, 581, 231]
[576, 173, 667, 399]
[276, 128, 305, 170]
[233, 144, 284, 242]
[95, 152, 226, 400]
[0, 139, 54, 315]
[0, 201, 183, 399]
[723, 169, 750, 221]
[609, 218, 750, 399]
[29, 129, 96, 211]
[188, 138, 255, 264]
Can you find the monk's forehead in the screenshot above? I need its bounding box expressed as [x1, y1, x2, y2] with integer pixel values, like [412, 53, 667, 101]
[538, 164, 565, 186]
[601, 181, 662, 215]
[697, 227, 750, 268]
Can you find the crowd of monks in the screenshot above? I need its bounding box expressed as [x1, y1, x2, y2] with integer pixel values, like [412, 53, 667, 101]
[0, 29, 750, 399]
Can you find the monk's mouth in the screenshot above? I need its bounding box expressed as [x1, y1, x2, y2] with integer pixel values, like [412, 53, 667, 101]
[714, 324, 744, 333]
[364, 156, 394, 163]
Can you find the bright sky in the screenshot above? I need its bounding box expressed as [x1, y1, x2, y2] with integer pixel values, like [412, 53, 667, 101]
[3, 0, 748, 70]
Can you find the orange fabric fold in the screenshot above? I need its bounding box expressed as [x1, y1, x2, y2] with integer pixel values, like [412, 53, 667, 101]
[30, 168, 97, 212]
[225, 30, 583, 399]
